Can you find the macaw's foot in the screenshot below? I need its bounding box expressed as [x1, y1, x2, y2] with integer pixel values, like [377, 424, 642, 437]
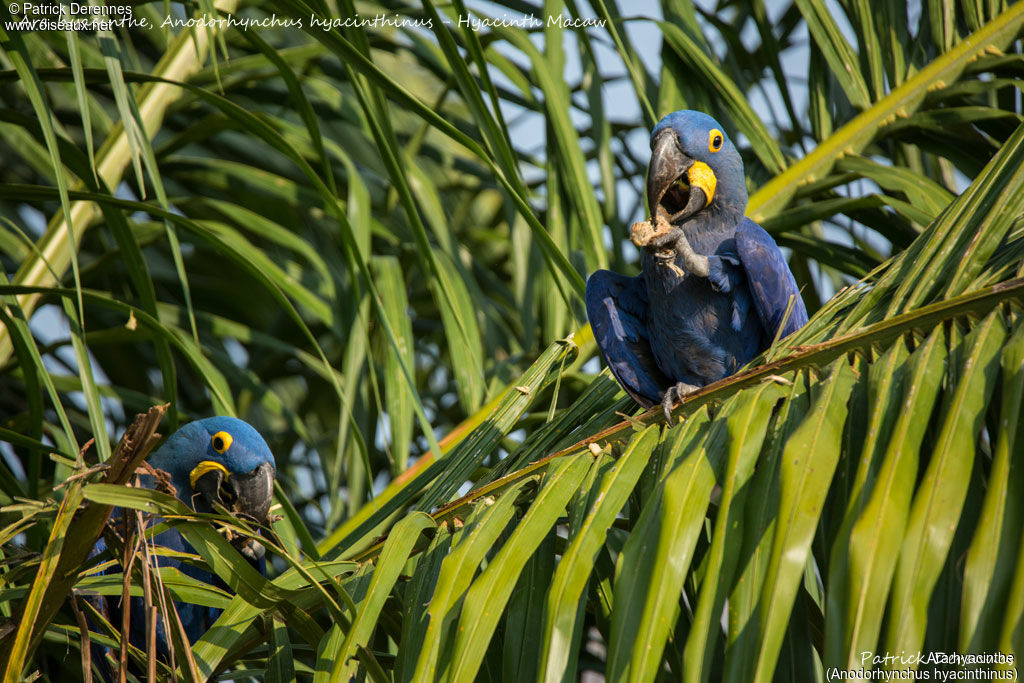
[661, 381, 701, 424]
[707, 254, 740, 292]
[649, 226, 710, 279]
[237, 537, 266, 564]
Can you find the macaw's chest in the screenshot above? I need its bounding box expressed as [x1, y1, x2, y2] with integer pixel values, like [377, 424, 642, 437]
[643, 256, 763, 385]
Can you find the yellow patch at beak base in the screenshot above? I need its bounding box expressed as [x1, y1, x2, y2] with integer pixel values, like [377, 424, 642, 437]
[687, 161, 716, 206]
[190, 460, 230, 489]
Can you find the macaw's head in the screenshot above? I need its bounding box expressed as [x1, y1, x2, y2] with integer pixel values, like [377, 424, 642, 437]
[647, 110, 747, 225]
[148, 416, 276, 527]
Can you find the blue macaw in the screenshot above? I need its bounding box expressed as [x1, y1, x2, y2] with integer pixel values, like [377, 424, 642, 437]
[586, 111, 807, 421]
[89, 416, 276, 671]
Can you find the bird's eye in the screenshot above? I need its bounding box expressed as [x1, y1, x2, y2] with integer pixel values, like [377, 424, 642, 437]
[709, 129, 724, 152]
[212, 431, 233, 453]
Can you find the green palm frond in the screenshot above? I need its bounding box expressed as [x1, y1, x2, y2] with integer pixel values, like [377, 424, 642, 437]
[2, 1, 1023, 680]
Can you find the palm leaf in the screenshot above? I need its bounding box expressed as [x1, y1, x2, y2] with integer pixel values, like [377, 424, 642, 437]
[2, 2, 1024, 680]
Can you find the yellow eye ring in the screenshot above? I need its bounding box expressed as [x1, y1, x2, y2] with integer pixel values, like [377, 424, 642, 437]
[211, 431, 233, 453]
[708, 129, 724, 153]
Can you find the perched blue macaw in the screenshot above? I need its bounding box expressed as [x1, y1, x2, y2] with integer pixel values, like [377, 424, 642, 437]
[586, 111, 807, 421]
[89, 416, 276, 671]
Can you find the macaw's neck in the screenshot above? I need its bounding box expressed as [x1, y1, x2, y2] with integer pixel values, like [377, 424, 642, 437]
[707, 190, 747, 224]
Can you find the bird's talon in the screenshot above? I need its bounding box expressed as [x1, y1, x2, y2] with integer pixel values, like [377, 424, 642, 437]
[661, 389, 675, 424]
[649, 227, 683, 250]
[707, 255, 738, 292]
[710, 274, 730, 293]
[237, 538, 266, 563]
[661, 381, 700, 424]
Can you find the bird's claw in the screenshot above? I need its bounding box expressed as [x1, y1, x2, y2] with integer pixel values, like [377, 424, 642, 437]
[646, 227, 711, 278]
[661, 381, 700, 424]
[648, 226, 683, 250]
[707, 254, 740, 292]
[237, 538, 266, 563]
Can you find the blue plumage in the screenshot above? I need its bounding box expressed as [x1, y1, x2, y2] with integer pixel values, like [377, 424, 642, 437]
[89, 416, 276, 672]
[586, 111, 807, 420]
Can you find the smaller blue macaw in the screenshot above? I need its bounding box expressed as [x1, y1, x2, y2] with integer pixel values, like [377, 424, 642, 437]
[586, 111, 807, 421]
[89, 416, 276, 671]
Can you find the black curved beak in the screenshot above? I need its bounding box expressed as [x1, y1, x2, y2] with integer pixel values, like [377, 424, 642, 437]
[647, 129, 707, 225]
[193, 461, 275, 525]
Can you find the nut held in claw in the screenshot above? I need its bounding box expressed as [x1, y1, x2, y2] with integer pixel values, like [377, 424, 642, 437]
[630, 214, 676, 249]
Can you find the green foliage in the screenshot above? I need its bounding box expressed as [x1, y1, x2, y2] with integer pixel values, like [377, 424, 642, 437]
[2, 0, 1024, 680]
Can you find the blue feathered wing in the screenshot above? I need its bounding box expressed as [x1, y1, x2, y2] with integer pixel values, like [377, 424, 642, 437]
[735, 219, 808, 342]
[585, 270, 669, 407]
